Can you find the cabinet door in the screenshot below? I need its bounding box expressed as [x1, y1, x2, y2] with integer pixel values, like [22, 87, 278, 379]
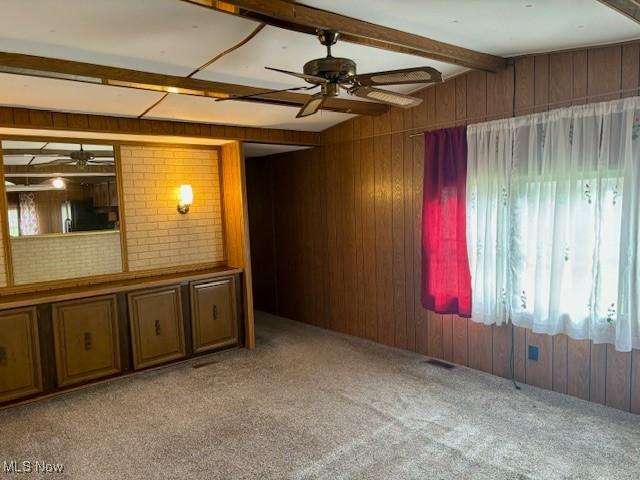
[53, 296, 120, 387]
[128, 286, 186, 370]
[190, 278, 238, 353]
[0, 307, 42, 403]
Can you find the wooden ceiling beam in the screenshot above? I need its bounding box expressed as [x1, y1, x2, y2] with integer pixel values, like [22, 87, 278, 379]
[0, 106, 322, 146]
[4, 165, 115, 176]
[2, 149, 114, 157]
[183, 0, 507, 72]
[597, 0, 640, 23]
[0, 51, 386, 117]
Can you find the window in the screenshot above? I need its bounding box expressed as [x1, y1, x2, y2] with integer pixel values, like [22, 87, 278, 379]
[7, 204, 18, 237]
[466, 97, 640, 352]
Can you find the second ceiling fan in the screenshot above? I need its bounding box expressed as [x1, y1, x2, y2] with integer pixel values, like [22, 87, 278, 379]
[220, 30, 443, 118]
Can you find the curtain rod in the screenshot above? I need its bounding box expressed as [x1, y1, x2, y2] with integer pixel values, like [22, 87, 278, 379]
[406, 86, 639, 139]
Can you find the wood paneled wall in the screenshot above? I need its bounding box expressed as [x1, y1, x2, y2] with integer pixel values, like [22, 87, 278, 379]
[246, 157, 278, 312]
[250, 41, 640, 413]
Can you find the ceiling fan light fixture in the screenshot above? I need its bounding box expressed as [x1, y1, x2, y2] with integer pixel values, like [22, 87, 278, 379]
[321, 82, 340, 97]
[52, 177, 65, 189]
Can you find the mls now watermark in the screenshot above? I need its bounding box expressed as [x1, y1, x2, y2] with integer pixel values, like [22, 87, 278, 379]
[3, 460, 64, 474]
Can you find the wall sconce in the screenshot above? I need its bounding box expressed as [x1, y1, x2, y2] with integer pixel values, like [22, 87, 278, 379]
[177, 184, 193, 214]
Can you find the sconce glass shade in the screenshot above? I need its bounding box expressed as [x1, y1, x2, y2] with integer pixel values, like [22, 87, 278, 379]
[177, 184, 193, 214]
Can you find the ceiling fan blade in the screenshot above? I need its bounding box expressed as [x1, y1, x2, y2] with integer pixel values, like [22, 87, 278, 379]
[215, 84, 317, 102]
[350, 86, 423, 108]
[32, 159, 75, 167]
[265, 67, 328, 85]
[296, 93, 325, 118]
[356, 66, 442, 86]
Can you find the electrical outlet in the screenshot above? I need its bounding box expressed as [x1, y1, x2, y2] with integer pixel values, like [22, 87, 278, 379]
[528, 345, 539, 361]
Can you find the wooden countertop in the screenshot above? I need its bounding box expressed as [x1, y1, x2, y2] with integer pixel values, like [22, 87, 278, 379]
[0, 266, 242, 310]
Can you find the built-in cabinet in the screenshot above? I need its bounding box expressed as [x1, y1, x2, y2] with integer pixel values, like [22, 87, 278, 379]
[0, 272, 240, 407]
[52, 296, 121, 387]
[0, 307, 42, 403]
[128, 286, 186, 370]
[92, 180, 118, 207]
[191, 278, 238, 353]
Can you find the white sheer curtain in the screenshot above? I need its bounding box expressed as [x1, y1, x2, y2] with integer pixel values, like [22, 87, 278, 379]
[466, 119, 514, 326]
[466, 97, 640, 352]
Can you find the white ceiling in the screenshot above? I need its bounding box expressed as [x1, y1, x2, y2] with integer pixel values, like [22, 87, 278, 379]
[303, 0, 640, 56]
[147, 93, 355, 131]
[0, 73, 163, 117]
[0, 0, 637, 145]
[1, 141, 114, 166]
[0, 0, 259, 76]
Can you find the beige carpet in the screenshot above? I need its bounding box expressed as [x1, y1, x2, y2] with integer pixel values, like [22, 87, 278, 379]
[1, 312, 639, 479]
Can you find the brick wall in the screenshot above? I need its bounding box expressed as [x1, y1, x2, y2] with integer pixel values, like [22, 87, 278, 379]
[119, 145, 224, 271]
[11, 231, 122, 285]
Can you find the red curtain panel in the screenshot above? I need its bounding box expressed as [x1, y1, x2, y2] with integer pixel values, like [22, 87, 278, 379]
[421, 126, 471, 317]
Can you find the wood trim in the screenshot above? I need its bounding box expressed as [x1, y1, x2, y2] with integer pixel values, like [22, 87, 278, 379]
[0, 51, 385, 117]
[597, 0, 640, 23]
[0, 265, 240, 308]
[0, 106, 322, 146]
[185, 0, 506, 72]
[216, 147, 229, 266]
[0, 143, 14, 287]
[221, 141, 255, 348]
[114, 145, 129, 272]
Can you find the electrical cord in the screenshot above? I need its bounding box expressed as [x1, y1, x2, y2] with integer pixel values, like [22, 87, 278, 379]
[510, 322, 521, 390]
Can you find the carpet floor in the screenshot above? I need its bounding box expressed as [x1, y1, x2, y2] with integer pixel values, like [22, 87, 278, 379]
[1, 312, 639, 479]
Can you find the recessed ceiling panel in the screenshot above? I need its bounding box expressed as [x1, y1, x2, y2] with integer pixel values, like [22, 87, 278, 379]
[148, 93, 355, 131]
[0, 73, 162, 116]
[0, 0, 260, 76]
[244, 143, 312, 158]
[302, 0, 640, 57]
[196, 26, 458, 93]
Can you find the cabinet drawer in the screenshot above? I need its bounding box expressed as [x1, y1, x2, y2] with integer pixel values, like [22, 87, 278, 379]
[0, 307, 42, 403]
[190, 278, 238, 353]
[52, 295, 120, 387]
[128, 286, 186, 370]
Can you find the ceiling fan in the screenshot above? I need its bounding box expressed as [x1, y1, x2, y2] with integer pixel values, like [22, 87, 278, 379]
[218, 30, 442, 118]
[33, 145, 114, 169]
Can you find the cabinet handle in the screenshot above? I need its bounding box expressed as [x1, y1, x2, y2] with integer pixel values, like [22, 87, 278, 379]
[155, 320, 161, 336]
[0, 346, 7, 366]
[213, 305, 218, 320]
[84, 332, 93, 351]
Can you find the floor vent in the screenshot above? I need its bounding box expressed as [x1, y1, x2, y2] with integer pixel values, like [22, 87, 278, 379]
[424, 359, 455, 369]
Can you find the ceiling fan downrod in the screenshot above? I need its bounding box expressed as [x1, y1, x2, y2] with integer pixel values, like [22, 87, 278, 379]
[317, 30, 340, 57]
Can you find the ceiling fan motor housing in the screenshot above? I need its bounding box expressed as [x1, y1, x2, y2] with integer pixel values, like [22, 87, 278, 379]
[303, 57, 356, 96]
[70, 149, 96, 162]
